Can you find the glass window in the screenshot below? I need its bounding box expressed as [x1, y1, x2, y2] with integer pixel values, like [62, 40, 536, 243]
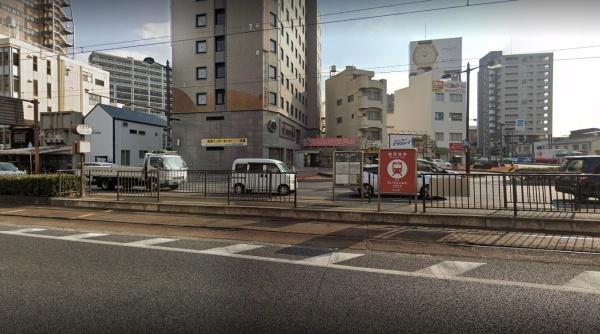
[337, 99, 342, 106]
[449, 113, 463, 121]
[269, 12, 277, 27]
[269, 92, 277, 105]
[435, 93, 444, 101]
[196, 14, 207, 27]
[215, 9, 226, 25]
[367, 110, 381, 120]
[266, 163, 280, 173]
[216, 89, 226, 105]
[196, 40, 207, 53]
[248, 163, 263, 173]
[95, 79, 105, 86]
[215, 36, 225, 52]
[450, 93, 463, 102]
[196, 93, 207, 105]
[435, 132, 444, 141]
[449, 133, 463, 141]
[235, 163, 247, 172]
[269, 65, 277, 79]
[215, 62, 226, 78]
[348, 95, 354, 102]
[270, 39, 277, 53]
[196, 67, 207, 80]
[435, 112, 444, 121]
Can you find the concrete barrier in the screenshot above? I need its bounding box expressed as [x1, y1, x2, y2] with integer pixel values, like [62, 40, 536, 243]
[48, 197, 600, 235]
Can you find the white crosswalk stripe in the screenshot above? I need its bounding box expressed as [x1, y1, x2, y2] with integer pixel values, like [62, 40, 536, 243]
[62, 233, 108, 240]
[5, 228, 46, 234]
[128, 238, 179, 246]
[416, 261, 486, 277]
[299, 252, 364, 265]
[201, 244, 264, 255]
[564, 271, 600, 291]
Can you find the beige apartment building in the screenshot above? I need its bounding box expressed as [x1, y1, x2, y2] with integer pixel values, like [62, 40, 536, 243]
[0, 0, 74, 56]
[0, 36, 109, 149]
[325, 66, 388, 150]
[171, 0, 321, 169]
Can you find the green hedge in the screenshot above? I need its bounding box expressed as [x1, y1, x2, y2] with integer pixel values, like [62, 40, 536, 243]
[0, 174, 80, 197]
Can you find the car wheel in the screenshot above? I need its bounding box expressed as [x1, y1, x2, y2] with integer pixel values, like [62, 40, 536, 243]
[420, 185, 430, 199]
[99, 178, 112, 191]
[233, 184, 245, 194]
[278, 184, 290, 196]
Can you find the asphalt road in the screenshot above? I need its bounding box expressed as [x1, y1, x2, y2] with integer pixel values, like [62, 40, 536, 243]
[1, 223, 600, 333]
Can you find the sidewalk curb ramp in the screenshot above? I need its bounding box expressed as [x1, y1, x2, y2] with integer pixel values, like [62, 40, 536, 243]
[48, 198, 600, 236]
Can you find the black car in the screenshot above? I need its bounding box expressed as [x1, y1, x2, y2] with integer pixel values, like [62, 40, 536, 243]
[555, 156, 600, 200]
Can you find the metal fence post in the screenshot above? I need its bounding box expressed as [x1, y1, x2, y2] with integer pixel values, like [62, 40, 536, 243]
[157, 171, 161, 203]
[88, 170, 92, 196]
[502, 175, 508, 209]
[204, 171, 207, 197]
[294, 173, 297, 208]
[117, 171, 121, 202]
[512, 173, 518, 217]
[422, 174, 427, 213]
[227, 172, 231, 205]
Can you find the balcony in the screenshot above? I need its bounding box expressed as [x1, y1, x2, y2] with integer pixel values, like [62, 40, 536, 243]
[358, 96, 384, 110]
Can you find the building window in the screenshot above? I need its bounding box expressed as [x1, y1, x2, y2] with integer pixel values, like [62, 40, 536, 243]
[435, 93, 444, 101]
[336, 117, 342, 124]
[449, 133, 463, 141]
[269, 65, 277, 79]
[196, 14, 207, 27]
[336, 99, 342, 106]
[47, 60, 51, 75]
[367, 110, 381, 121]
[434, 112, 444, 121]
[270, 39, 277, 53]
[121, 150, 131, 166]
[280, 97, 284, 109]
[269, 92, 277, 105]
[83, 72, 93, 83]
[450, 93, 463, 102]
[216, 89, 225, 105]
[286, 101, 290, 112]
[269, 12, 277, 27]
[33, 80, 38, 97]
[215, 36, 225, 52]
[129, 129, 138, 134]
[139, 131, 146, 135]
[215, 63, 226, 78]
[95, 79, 105, 86]
[196, 93, 207, 105]
[32, 56, 37, 72]
[196, 40, 207, 53]
[347, 95, 354, 103]
[215, 9, 225, 25]
[47, 83, 52, 98]
[435, 132, 444, 141]
[449, 113, 463, 121]
[196, 67, 207, 80]
[366, 89, 381, 101]
[139, 150, 148, 159]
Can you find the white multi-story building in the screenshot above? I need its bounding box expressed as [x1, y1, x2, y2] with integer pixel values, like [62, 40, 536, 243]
[389, 71, 467, 161]
[478, 51, 554, 158]
[325, 66, 388, 150]
[0, 36, 109, 149]
[88, 52, 169, 115]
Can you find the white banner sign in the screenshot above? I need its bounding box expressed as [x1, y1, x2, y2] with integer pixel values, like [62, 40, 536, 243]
[389, 134, 419, 149]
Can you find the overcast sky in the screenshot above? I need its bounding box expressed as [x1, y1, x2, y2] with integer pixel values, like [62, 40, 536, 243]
[73, 0, 600, 137]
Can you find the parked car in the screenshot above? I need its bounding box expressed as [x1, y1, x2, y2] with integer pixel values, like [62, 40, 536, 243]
[555, 156, 600, 200]
[0, 162, 27, 176]
[516, 157, 532, 163]
[433, 159, 451, 168]
[354, 159, 453, 198]
[231, 159, 296, 196]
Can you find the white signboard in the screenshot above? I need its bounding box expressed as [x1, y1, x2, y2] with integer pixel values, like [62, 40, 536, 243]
[389, 134, 419, 149]
[77, 141, 91, 154]
[334, 151, 362, 187]
[76, 124, 93, 136]
[515, 119, 526, 131]
[410, 37, 462, 79]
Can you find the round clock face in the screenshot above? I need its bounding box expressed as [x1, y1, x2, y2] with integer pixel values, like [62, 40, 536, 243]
[413, 44, 438, 69]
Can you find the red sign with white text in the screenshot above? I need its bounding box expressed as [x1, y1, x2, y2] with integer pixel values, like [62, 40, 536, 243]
[379, 149, 417, 194]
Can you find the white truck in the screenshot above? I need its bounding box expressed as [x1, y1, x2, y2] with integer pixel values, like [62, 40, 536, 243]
[84, 152, 188, 191]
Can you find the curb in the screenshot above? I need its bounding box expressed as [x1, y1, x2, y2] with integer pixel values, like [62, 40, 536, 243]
[48, 198, 600, 236]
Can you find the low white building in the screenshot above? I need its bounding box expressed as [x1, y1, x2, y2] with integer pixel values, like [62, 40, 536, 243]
[388, 72, 467, 161]
[84, 104, 166, 166]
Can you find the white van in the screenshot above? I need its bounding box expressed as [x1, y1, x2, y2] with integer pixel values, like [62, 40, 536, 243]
[231, 159, 296, 195]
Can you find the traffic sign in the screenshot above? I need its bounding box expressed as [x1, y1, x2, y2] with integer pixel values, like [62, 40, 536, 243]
[378, 149, 417, 194]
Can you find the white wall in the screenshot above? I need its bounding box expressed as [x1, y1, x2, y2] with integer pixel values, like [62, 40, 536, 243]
[85, 108, 113, 163]
[114, 121, 164, 166]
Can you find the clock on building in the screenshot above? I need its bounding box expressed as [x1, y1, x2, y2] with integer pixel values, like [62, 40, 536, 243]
[412, 41, 438, 70]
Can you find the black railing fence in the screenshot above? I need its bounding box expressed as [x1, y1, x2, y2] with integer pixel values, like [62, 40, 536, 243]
[420, 172, 600, 215]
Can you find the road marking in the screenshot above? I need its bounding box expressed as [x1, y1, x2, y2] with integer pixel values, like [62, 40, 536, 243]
[4, 228, 46, 234]
[77, 213, 95, 218]
[104, 210, 113, 213]
[2, 230, 600, 295]
[62, 233, 108, 240]
[128, 238, 178, 246]
[1, 209, 25, 214]
[300, 252, 364, 265]
[201, 244, 264, 255]
[416, 261, 486, 277]
[564, 271, 600, 291]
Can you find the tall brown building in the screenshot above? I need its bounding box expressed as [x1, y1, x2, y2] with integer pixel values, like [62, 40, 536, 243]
[171, 0, 321, 169]
[0, 0, 74, 56]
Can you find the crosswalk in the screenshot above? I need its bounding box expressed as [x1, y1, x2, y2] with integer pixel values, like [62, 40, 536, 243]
[1, 226, 600, 295]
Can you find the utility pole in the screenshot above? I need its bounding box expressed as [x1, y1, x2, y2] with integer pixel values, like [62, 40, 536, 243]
[32, 99, 40, 174]
[465, 63, 471, 174]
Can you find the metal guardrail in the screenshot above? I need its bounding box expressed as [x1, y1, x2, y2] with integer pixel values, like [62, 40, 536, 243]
[57, 169, 92, 197]
[115, 170, 297, 206]
[420, 172, 600, 216]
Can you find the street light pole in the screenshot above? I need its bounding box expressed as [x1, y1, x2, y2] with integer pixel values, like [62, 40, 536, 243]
[165, 60, 171, 151]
